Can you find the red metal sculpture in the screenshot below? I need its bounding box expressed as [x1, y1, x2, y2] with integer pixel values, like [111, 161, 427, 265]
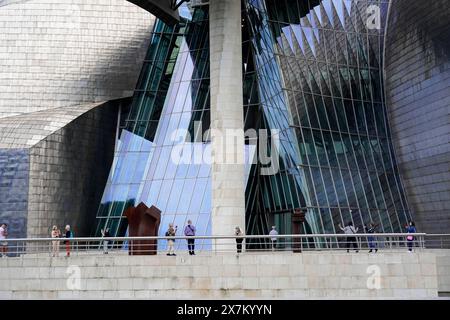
[124, 202, 161, 255]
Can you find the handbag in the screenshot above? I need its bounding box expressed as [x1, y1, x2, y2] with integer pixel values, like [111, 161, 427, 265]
[407, 235, 414, 241]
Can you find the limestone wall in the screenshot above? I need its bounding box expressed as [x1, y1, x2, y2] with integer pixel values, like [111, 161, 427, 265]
[435, 250, 450, 295]
[209, 0, 246, 242]
[0, 251, 447, 299]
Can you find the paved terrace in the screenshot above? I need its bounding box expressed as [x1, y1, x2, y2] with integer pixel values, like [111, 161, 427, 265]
[0, 234, 449, 299]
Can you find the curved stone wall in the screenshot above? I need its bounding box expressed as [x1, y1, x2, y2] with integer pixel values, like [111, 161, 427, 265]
[384, 0, 450, 233]
[0, 100, 124, 238]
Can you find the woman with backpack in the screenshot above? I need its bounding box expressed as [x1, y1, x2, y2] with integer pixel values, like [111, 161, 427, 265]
[405, 221, 416, 252]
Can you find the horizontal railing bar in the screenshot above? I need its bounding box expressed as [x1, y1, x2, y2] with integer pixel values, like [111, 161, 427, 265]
[4, 233, 429, 242]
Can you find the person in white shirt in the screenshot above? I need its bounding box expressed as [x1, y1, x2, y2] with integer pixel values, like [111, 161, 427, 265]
[269, 226, 278, 251]
[0, 223, 8, 257]
[338, 221, 359, 253]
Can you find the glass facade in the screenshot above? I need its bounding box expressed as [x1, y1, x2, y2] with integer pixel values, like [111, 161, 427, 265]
[96, 0, 412, 246]
[244, 0, 411, 238]
[96, 6, 212, 250]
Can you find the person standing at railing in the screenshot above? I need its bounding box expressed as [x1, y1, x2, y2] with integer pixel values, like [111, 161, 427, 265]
[338, 222, 359, 253]
[364, 222, 378, 253]
[269, 226, 278, 251]
[101, 228, 110, 254]
[64, 225, 73, 257]
[235, 226, 244, 253]
[165, 223, 177, 256]
[405, 221, 416, 253]
[184, 220, 196, 255]
[51, 225, 61, 257]
[0, 223, 8, 257]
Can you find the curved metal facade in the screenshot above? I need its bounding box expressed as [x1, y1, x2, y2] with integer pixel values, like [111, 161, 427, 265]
[385, 0, 450, 233]
[0, 0, 154, 118]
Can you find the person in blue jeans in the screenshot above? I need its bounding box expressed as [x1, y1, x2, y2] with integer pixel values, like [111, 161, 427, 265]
[364, 222, 378, 253]
[405, 221, 416, 252]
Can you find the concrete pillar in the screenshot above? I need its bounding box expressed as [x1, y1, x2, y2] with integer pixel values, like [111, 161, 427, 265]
[209, 0, 245, 251]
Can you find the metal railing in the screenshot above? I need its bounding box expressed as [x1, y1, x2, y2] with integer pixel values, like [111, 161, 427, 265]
[418, 234, 450, 250]
[0, 233, 446, 258]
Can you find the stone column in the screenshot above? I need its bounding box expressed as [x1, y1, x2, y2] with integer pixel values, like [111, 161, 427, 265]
[209, 0, 245, 252]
